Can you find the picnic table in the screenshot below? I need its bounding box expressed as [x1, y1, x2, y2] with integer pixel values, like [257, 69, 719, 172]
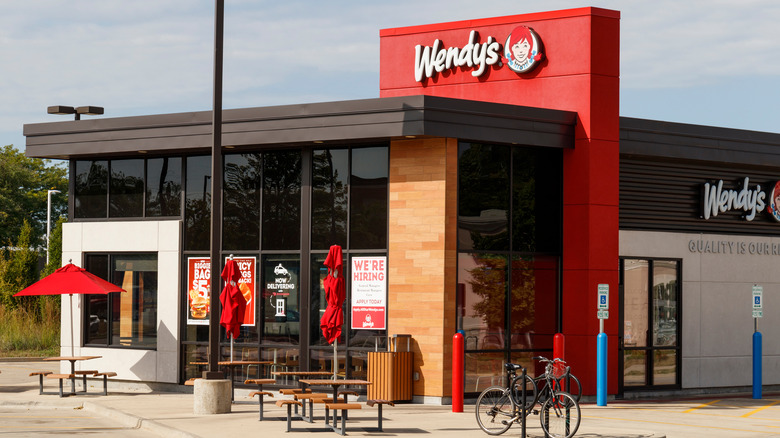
[191, 360, 272, 401]
[43, 356, 101, 395]
[298, 378, 372, 404]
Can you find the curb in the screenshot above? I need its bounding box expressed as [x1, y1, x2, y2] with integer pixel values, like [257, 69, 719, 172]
[0, 357, 46, 362]
[83, 401, 202, 438]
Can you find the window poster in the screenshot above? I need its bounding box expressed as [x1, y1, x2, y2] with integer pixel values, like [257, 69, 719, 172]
[186, 257, 256, 326]
[187, 257, 211, 326]
[351, 256, 387, 330]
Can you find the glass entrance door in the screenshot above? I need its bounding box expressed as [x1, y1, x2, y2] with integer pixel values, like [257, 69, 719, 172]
[619, 258, 681, 392]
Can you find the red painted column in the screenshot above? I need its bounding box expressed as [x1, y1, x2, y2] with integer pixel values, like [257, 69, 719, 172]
[379, 7, 621, 397]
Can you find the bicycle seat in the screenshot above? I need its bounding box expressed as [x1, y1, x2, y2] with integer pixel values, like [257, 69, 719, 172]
[504, 363, 524, 372]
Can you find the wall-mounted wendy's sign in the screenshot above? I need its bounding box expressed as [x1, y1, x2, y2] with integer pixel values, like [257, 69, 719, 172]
[414, 25, 544, 82]
[701, 177, 780, 222]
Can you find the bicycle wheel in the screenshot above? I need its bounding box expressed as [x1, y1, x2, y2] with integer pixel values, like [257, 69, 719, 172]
[511, 373, 539, 415]
[540, 391, 580, 438]
[556, 373, 582, 403]
[475, 386, 514, 435]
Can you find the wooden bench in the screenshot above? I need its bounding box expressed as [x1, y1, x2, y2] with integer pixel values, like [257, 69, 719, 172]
[45, 373, 75, 397]
[184, 378, 201, 386]
[29, 371, 53, 395]
[94, 372, 117, 395]
[294, 393, 328, 422]
[324, 402, 362, 436]
[74, 370, 98, 393]
[279, 388, 310, 395]
[366, 399, 395, 431]
[249, 391, 274, 420]
[276, 400, 303, 432]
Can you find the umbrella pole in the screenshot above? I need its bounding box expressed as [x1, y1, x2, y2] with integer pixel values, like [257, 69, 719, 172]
[333, 339, 337, 379]
[70, 294, 74, 357]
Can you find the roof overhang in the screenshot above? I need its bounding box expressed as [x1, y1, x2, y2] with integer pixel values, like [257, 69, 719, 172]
[25, 95, 576, 159]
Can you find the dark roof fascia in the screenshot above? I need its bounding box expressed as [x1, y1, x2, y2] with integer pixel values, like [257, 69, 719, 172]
[24, 95, 576, 159]
[620, 117, 780, 167]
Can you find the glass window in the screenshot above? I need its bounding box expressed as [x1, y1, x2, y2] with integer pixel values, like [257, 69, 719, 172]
[74, 160, 108, 218]
[509, 255, 558, 350]
[185, 156, 211, 251]
[512, 148, 561, 253]
[350, 147, 388, 249]
[458, 143, 510, 251]
[84, 253, 157, 349]
[312, 149, 348, 249]
[110, 254, 157, 347]
[458, 253, 507, 350]
[310, 253, 332, 347]
[223, 154, 261, 250]
[261, 255, 300, 345]
[653, 260, 678, 347]
[623, 259, 649, 348]
[84, 253, 110, 345]
[146, 157, 182, 217]
[109, 159, 144, 217]
[262, 151, 301, 250]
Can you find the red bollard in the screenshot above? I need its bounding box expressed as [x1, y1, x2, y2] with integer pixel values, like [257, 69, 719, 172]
[452, 332, 464, 412]
[554, 333, 565, 361]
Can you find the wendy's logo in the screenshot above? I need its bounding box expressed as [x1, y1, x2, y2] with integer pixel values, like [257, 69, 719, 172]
[767, 181, 780, 222]
[503, 25, 544, 74]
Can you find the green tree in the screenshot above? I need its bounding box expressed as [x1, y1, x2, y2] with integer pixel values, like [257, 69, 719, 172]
[0, 220, 40, 311]
[0, 145, 68, 247]
[42, 217, 66, 278]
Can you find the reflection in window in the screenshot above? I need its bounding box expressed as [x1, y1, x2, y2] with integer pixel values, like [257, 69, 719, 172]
[458, 144, 510, 251]
[84, 253, 157, 348]
[224, 154, 261, 250]
[350, 147, 388, 250]
[185, 156, 211, 251]
[146, 157, 182, 217]
[653, 260, 678, 347]
[75, 160, 108, 218]
[110, 159, 144, 217]
[312, 149, 348, 249]
[262, 151, 301, 250]
[509, 256, 558, 350]
[458, 253, 507, 351]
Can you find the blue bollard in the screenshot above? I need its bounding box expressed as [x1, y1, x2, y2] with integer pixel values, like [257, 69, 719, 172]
[597, 332, 607, 406]
[753, 331, 762, 399]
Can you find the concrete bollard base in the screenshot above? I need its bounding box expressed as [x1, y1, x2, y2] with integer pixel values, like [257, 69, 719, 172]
[193, 379, 232, 414]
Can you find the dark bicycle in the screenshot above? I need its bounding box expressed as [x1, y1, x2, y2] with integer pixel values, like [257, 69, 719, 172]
[476, 359, 580, 437]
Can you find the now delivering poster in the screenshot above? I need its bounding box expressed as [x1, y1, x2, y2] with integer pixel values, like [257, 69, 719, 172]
[350, 256, 387, 330]
[186, 257, 256, 326]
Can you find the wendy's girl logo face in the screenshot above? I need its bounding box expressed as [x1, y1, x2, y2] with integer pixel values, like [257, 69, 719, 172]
[503, 26, 544, 73]
[413, 25, 545, 82]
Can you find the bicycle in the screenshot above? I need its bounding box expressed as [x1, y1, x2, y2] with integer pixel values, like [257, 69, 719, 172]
[531, 356, 582, 404]
[476, 359, 581, 437]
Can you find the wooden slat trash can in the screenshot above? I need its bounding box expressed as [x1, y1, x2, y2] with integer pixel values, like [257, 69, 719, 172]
[367, 335, 413, 402]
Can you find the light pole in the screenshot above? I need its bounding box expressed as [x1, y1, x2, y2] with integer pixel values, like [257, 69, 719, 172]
[47, 105, 104, 120]
[46, 189, 61, 265]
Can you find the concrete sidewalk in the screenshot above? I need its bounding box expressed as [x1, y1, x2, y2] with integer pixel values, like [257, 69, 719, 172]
[6, 359, 778, 438]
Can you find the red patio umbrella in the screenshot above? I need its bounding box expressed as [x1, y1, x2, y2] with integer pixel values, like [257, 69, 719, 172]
[14, 261, 126, 355]
[320, 245, 345, 378]
[219, 257, 246, 360]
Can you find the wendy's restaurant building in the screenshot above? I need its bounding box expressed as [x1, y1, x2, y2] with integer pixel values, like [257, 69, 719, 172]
[23, 7, 780, 402]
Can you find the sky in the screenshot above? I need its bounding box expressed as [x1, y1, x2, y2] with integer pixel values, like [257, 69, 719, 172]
[3, 1, 780, 157]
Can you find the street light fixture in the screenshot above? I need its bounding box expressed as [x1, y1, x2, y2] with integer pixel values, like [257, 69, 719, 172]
[46, 189, 61, 265]
[47, 105, 104, 121]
